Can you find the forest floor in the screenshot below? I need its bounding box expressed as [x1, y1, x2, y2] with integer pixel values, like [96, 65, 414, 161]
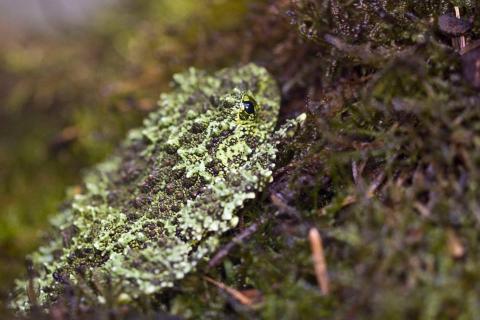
[1, 1, 480, 319]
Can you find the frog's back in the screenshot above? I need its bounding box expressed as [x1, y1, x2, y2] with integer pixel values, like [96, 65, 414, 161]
[12, 64, 281, 311]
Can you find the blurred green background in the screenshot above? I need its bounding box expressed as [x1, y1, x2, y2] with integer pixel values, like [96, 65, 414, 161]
[0, 0, 256, 305]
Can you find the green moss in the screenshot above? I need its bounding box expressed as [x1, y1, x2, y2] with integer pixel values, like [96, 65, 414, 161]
[164, 2, 480, 319]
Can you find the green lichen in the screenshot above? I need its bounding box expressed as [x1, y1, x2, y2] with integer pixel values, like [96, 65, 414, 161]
[11, 64, 304, 312]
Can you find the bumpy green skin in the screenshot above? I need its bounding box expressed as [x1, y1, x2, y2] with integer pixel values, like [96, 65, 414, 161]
[12, 64, 303, 312]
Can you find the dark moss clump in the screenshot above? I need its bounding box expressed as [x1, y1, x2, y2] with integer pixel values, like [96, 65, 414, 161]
[285, 49, 480, 319]
[164, 1, 480, 319]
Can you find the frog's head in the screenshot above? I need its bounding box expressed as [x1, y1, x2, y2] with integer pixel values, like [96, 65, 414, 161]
[168, 64, 282, 173]
[209, 85, 279, 170]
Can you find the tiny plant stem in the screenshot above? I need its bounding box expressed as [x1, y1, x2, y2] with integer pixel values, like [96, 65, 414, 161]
[455, 7, 466, 49]
[208, 220, 263, 268]
[309, 228, 330, 295]
[204, 276, 254, 306]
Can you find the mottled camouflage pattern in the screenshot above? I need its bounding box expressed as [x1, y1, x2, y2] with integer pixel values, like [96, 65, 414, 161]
[12, 64, 304, 311]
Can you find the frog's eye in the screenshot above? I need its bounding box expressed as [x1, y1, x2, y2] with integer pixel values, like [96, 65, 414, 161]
[242, 94, 257, 115]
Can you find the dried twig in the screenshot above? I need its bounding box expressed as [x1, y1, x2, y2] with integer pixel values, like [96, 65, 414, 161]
[447, 229, 465, 259]
[270, 193, 300, 219]
[414, 201, 431, 217]
[352, 161, 360, 185]
[204, 276, 254, 306]
[324, 34, 412, 66]
[320, 169, 383, 215]
[455, 7, 466, 50]
[208, 220, 263, 268]
[367, 171, 385, 198]
[308, 228, 330, 295]
[319, 195, 355, 216]
[352, 160, 367, 185]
